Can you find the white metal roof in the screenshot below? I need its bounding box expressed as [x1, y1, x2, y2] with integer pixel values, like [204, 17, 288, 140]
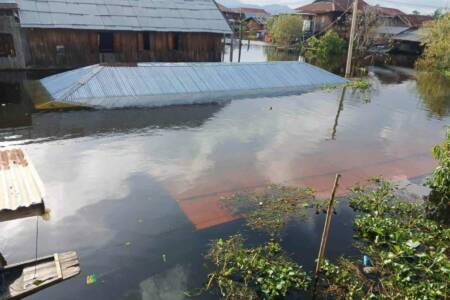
[39, 61, 348, 109]
[0, 149, 45, 218]
[5, 0, 232, 34]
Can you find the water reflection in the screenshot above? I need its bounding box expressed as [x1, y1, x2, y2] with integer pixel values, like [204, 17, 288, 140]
[0, 104, 225, 144]
[0, 66, 449, 299]
[416, 72, 450, 118]
[224, 40, 298, 63]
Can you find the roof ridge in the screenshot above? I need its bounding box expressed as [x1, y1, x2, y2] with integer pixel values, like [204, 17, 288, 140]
[60, 66, 104, 101]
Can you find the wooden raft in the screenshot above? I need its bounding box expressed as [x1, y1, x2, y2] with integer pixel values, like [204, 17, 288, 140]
[0, 251, 80, 300]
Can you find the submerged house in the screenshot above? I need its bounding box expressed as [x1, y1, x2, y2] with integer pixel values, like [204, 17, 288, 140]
[0, 0, 232, 70]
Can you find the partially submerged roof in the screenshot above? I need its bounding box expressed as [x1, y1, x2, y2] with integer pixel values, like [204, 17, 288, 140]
[0, 149, 45, 222]
[38, 61, 348, 109]
[375, 6, 406, 17]
[4, 0, 232, 34]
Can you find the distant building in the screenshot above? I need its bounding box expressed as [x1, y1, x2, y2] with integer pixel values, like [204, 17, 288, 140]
[239, 7, 270, 19]
[0, 0, 232, 70]
[296, 0, 370, 37]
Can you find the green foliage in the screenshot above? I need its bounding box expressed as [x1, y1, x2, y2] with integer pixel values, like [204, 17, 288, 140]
[266, 15, 303, 47]
[304, 30, 346, 73]
[416, 71, 450, 118]
[345, 79, 371, 90]
[320, 179, 450, 299]
[426, 127, 450, 224]
[221, 185, 317, 236]
[416, 14, 450, 77]
[205, 235, 310, 300]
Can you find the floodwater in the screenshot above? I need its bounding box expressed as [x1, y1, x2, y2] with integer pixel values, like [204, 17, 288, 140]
[0, 42, 450, 299]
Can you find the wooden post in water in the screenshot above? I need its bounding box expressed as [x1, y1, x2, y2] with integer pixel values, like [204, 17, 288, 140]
[238, 10, 243, 63]
[229, 34, 234, 62]
[312, 174, 341, 299]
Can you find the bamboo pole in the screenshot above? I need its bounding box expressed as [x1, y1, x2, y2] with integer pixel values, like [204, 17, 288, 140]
[312, 174, 341, 299]
[345, 0, 359, 78]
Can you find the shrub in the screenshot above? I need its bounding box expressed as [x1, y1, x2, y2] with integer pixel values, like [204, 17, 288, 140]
[304, 30, 346, 73]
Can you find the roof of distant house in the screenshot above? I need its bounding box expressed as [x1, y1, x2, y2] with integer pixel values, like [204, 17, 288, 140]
[239, 7, 270, 15]
[0, 0, 232, 34]
[403, 14, 433, 27]
[375, 6, 406, 16]
[296, 0, 369, 14]
[217, 3, 240, 15]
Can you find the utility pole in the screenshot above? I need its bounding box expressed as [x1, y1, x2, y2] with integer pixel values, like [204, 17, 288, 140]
[345, 0, 358, 78]
[238, 8, 243, 63]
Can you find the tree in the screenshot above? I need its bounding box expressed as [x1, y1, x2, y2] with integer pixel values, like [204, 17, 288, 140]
[412, 10, 421, 15]
[266, 15, 303, 47]
[337, 6, 381, 75]
[433, 8, 444, 19]
[304, 30, 346, 73]
[416, 14, 450, 78]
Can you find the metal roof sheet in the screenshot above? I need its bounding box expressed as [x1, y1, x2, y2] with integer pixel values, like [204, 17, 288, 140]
[6, 0, 231, 34]
[393, 28, 429, 43]
[39, 61, 348, 109]
[375, 26, 410, 35]
[0, 149, 45, 219]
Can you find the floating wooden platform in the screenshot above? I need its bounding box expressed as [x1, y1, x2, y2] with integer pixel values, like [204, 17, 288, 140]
[0, 149, 46, 222]
[0, 252, 80, 300]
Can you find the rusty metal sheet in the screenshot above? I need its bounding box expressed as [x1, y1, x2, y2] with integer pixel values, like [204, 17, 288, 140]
[0, 149, 45, 220]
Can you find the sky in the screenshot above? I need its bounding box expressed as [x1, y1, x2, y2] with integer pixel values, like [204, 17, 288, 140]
[236, 0, 449, 14]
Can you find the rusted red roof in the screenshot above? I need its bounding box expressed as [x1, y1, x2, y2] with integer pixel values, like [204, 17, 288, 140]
[375, 6, 406, 16]
[239, 7, 269, 14]
[403, 14, 433, 27]
[0, 3, 18, 9]
[296, 0, 369, 14]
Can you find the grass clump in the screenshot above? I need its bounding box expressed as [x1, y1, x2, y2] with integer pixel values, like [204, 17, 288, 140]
[220, 185, 317, 236]
[345, 79, 371, 90]
[205, 234, 310, 300]
[319, 179, 450, 299]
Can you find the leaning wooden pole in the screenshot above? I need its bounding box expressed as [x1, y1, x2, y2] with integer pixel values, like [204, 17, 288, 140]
[238, 10, 243, 63]
[312, 174, 341, 299]
[345, 0, 358, 78]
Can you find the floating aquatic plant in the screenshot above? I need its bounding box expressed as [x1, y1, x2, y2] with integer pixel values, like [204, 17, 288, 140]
[319, 178, 450, 299]
[204, 234, 310, 300]
[220, 185, 318, 236]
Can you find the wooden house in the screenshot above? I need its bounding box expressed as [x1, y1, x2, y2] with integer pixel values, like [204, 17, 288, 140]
[295, 0, 370, 37]
[0, 0, 232, 70]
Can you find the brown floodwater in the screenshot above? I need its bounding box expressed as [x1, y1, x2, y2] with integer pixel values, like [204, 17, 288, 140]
[0, 44, 449, 299]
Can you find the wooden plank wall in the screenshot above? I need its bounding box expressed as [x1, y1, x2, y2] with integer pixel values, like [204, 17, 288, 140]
[24, 29, 223, 69]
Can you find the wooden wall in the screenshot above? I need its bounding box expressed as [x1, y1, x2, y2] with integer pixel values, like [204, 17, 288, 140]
[23, 29, 223, 69]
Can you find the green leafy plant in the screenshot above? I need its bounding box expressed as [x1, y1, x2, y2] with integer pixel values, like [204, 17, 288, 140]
[416, 14, 450, 78]
[266, 15, 303, 48]
[304, 30, 346, 74]
[220, 185, 317, 236]
[426, 127, 450, 224]
[205, 235, 310, 300]
[345, 79, 371, 90]
[320, 179, 450, 299]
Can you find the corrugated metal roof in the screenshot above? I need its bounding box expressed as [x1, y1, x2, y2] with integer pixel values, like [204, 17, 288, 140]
[0, 149, 45, 218]
[39, 61, 348, 109]
[393, 28, 429, 43]
[5, 0, 231, 34]
[375, 26, 410, 35]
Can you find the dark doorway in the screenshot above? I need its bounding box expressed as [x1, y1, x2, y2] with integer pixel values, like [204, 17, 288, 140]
[0, 33, 15, 57]
[143, 32, 151, 50]
[99, 32, 114, 53]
